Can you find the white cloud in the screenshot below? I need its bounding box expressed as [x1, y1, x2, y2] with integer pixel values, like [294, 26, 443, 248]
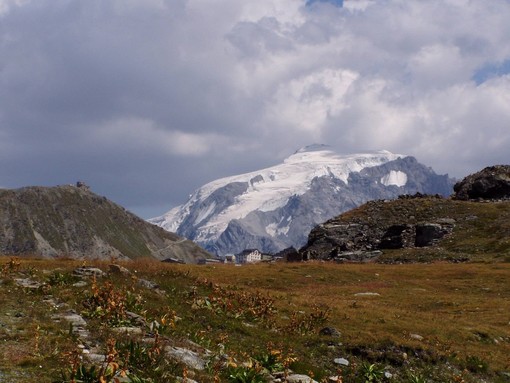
[1, 0, 510, 216]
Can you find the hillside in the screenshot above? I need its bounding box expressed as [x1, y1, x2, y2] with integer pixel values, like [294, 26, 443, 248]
[151, 146, 454, 256]
[301, 195, 510, 263]
[0, 184, 210, 263]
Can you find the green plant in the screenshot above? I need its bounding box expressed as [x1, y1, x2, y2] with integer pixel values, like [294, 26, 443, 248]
[360, 362, 384, 383]
[47, 271, 78, 286]
[59, 340, 123, 383]
[464, 355, 489, 373]
[255, 349, 284, 373]
[408, 373, 427, 383]
[81, 279, 130, 326]
[226, 365, 267, 383]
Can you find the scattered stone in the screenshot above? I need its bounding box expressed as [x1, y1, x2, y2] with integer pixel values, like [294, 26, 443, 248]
[126, 311, 146, 326]
[52, 310, 90, 340]
[286, 374, 318, 383]
[61, 311, 87, 327]
[109, 264, 130, 275]
[73, 267, 106, 278]
[72, 281, 88, 288]
[354, 292, 380, 297]
[176, 377, 200, 383]
[319, 327, 341, 337]
[384, 371, 393, 379]
[138, 278, 159, 290]
[334, 357, 349, 367]
[165, 346, 207, 370]
[112, 326, 143, 335]
[14, 278, 43, 289]
[86, 352, 106, 364]
[410, 333, 424, 341]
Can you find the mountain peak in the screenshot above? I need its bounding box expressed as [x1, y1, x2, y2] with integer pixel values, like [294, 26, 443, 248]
[151, 149, 454, 256]
[294, 144, 332, 154]
[0, 185, 210, 262]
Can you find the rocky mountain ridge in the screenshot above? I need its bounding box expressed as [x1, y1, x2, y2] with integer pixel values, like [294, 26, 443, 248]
[151, 146, 454, 256]
[0, 183, 210, 262]
[300, 165, 510, 263]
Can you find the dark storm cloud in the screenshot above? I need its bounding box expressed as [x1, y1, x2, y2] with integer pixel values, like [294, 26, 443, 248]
[1, 0, 509, 218]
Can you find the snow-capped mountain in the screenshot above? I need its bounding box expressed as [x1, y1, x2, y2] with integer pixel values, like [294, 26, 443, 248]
[150, 145, 454, 256]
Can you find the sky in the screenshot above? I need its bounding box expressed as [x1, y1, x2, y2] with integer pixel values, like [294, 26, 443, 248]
[1, 0, 510, 219]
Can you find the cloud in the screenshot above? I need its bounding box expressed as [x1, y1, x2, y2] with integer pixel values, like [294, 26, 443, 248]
[1, 0, 510, 218]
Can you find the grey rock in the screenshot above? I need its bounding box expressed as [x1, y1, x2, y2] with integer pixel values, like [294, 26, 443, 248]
[126, 311, 146, 326]
[138, 278, 159, 290]
[176, 377, 200, 383]
[109, 264, 130, 275]
[112, 326, 143, 335]
[415, 223, 449, 247]
[333, 357, 349, 366]
[165, 346, 207, 370]
[63, 313, 87, 327]
[410, 333, 424, 341]
[286, 374, 319, 383]
[14, 278, 43, 289]
[454, 165, 510, 200]
[73, 267, 106, 278]
[319, 327, 341, 337]
[354, 292, 380, 297]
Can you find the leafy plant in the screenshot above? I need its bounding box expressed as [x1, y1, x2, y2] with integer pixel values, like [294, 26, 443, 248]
[47, 271, 78, 286]
[226, 365, 267, 383]
[407, 373, 427, 383]
[255, 349, 284, 373]
[59, 339, 123, 383]
[464, 355, 489, 373]
[359, 362, 384, 383]
[81, 279, 132, 326]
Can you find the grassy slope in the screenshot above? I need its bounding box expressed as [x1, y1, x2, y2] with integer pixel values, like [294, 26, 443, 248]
[0, 258, 508, 383]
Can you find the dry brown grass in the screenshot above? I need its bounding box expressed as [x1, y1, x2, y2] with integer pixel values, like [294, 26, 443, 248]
[0, 257, 509, 382]
[186, 261, 510, 371]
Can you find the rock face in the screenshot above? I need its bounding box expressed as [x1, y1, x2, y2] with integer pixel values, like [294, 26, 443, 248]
[453, 165, 510, 200]
[0, 185, 210, 262]
[151, 146, 454, 256]
[301, 195, 455, 261]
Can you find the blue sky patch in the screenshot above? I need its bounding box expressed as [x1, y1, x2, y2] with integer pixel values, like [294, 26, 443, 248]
[473, 59, 510, 84]
[306, 0, 344, 7]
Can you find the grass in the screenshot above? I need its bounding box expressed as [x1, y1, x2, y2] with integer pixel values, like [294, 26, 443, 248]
[0, 257, 508, 382]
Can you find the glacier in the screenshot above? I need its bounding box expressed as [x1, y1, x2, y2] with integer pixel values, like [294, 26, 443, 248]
[150, 145, 454, 256]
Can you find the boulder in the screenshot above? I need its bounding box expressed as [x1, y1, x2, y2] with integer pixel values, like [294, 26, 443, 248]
[453, 165, 510, 200]
[415, 223, 446, 247]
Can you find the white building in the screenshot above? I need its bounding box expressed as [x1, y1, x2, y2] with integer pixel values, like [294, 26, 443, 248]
[235, 249, 262, 264]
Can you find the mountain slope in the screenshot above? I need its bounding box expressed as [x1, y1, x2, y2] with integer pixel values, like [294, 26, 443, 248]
[151, 145, 454, 255]
[0, 184, 210, 263]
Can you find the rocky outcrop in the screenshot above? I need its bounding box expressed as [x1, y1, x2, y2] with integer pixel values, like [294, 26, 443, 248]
[0, 185, 210, 262]
[453, 165, 510, 200]
[300, 195, 455, 261]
